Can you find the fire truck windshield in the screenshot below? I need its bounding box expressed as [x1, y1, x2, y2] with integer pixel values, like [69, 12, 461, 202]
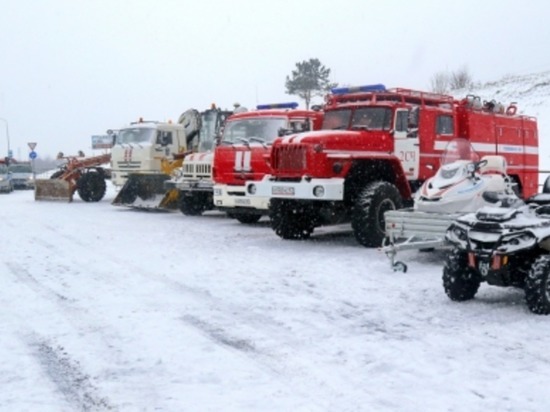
[115, 128, 156, 145]
[351, 107, 392, 130]
[222, 117, 287, 143]
[322, 110, 351, 130]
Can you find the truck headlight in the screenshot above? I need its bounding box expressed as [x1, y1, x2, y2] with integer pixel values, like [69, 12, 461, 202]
[313, 185, 325, 197]
[247, 184, 257, 195]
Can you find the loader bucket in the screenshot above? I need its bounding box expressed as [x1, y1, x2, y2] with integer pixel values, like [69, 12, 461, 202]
[34, 179, 74, 202]
[112, 174, 173, 211]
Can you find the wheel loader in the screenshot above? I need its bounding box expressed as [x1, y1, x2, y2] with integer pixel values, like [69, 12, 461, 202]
[34, 152, 111, 202]
[112, 105, 232, 211]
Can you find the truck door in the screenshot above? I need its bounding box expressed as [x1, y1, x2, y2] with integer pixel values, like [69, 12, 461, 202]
[393, 108, 419, 179]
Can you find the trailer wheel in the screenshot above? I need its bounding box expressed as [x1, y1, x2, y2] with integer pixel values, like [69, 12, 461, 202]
[442, 248, 481, 301]
[352, 181, 402, 247]
[525, 255, 550, 315]
[178, 192, 207, 216]
[235, 213, 262, 224]
[77, 171, 106, 202]
[270, 199, 315, 240]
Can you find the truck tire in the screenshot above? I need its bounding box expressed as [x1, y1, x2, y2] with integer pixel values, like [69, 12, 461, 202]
[235, 213, 262, 224]
[178, 192, 206, 216]
[352, 181, 402, 247]
[525, 255, 550, 315]
[442, 248, 481, 301]
[270, 199, 315, 240]
[77, 171, 106, 202]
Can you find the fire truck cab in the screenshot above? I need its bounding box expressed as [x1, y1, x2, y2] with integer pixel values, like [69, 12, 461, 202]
[212, 103, 324, 223]
[245, 84, 538, 247]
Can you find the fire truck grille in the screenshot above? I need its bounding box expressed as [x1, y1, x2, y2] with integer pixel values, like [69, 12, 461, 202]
[182, 163, 211, 178]
[273, 145, 307, 172]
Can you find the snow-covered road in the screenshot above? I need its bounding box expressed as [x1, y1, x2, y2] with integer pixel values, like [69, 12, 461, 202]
[2, 186, 550, 411]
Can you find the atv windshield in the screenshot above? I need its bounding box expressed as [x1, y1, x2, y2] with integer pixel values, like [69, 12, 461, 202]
[440, 138, 480, 166]
[222, 117, 287, 144]
[115, 127, 156, 145]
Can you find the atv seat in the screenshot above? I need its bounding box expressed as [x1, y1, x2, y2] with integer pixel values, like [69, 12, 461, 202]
[479, 155, 507, 175]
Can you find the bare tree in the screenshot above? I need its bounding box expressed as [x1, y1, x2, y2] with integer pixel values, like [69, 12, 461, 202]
[430, 71, 450, 94]
[449, 66, 474, 90]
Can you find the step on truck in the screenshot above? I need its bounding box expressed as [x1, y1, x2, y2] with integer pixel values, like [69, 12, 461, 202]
[212, 102, 324, 223]
[244, 84, 539, 247]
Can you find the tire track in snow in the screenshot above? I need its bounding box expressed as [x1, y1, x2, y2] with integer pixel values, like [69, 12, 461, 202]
[30, 336, 114, 411]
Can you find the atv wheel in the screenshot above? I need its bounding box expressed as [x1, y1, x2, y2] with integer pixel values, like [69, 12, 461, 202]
[352, 181, 402, 247]
[178, 192, 207, 216]
[77, 171, 106, 202]
[442, 248, 481, 301]
[525, 255, 550, 315]
[235, 213, 262, 224]
[270, 199, 315, 240]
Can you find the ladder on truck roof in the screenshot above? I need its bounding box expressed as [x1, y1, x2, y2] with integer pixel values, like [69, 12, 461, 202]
[328, 87, 455, 107]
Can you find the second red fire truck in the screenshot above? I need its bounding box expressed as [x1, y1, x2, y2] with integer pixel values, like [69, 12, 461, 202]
[245, 84, 538, 247]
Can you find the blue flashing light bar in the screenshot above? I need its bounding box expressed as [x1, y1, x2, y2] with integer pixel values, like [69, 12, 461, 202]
[256, 102, 299, 110]
[331, 84, 386, 95]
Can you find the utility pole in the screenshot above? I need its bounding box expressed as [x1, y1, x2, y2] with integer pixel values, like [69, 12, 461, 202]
[0, 117, 11, 162]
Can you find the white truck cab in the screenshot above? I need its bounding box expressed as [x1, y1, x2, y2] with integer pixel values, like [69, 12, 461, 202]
[110, 120, 187, 187]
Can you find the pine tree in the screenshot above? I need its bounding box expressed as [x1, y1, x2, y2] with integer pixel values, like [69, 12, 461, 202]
[285, 58, 337, 109]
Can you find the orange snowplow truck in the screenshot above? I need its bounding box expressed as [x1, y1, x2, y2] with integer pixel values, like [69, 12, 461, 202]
[245, 84, 538, 246]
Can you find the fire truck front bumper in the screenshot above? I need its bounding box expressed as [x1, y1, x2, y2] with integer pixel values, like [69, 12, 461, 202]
[172, 179, 214, 192]
[213, 184, 270, 210]
[245, 176, 345, 201]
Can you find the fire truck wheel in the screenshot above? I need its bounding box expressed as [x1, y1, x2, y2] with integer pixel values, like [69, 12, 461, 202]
[270, 199, 315, 240]
[235, 213, 262, 224]
[352, 181, 402, 247]
[77, 171, 107, 202]
[525, 255, 550, 315]
[442, 248, 481, 301]
[178, 192, 206, 216]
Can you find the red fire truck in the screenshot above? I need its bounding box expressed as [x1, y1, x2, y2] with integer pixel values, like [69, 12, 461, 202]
[245, 84, 538, 246]
[212, 103, 324, 223]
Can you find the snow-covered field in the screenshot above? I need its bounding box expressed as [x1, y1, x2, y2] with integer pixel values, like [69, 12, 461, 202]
[2, 183, 550, 412]
[2, 71, 550, 411]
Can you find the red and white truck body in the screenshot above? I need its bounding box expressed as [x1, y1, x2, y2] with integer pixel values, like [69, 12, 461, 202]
[245, 85, 538, 246]
[212, 103, 323, 223]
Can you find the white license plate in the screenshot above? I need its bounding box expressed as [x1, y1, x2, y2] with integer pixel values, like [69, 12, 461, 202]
[234, 198, 251, 205]
[272, 186, 295, 196]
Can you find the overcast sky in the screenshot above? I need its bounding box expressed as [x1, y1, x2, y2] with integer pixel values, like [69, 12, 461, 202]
[1, 0, 549, 160]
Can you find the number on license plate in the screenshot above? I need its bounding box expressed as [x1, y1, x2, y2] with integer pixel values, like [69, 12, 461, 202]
[272, 186, 295, 196]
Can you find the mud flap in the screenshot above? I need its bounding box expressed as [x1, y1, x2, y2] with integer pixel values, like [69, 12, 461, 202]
[34, 179, 74, 202]
[112, 174, 173, 210]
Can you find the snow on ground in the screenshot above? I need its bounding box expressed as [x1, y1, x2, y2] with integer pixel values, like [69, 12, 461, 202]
[3, 71, 550, 411]
[2, 183, 550, 412]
